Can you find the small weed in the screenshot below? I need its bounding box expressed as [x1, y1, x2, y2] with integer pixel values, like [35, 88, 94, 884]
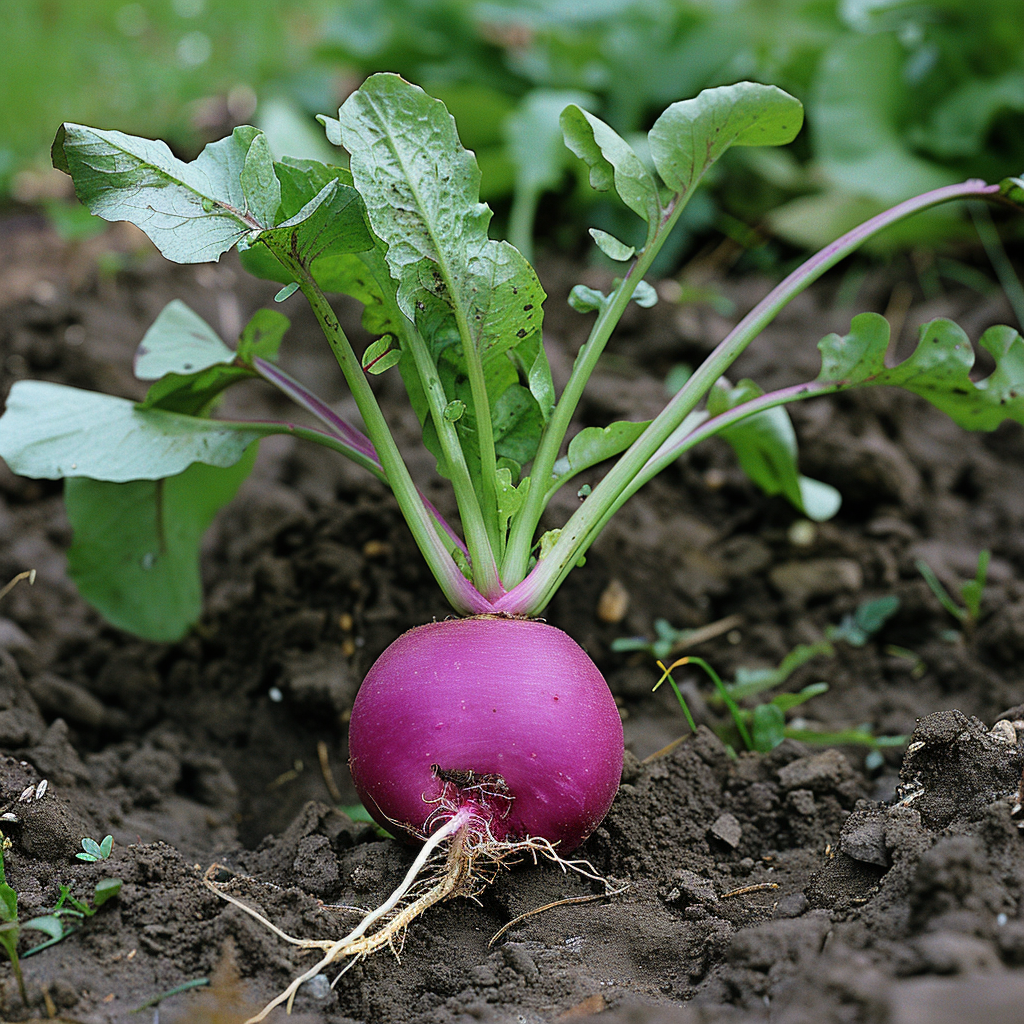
[76, 834, 113, 862]
[916, 549, 990, 636]
[648, 595, 906, 754]
[826, 595, 901, 647]
[0, 831, 122, 1006]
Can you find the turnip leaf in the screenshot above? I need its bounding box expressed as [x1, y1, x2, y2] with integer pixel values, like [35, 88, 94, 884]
[52, 124, 269, 263]
[589, 229, 635, 261]
[0, 382, 263, 482]
[555, 421, 652, 484]
[254, 159, 374, 270]
[65, 446, 257, 642]
[134, 300, 235, 379]
[819, 313, 1024, 429]
[708, 379, 841, 521]
[337, 72, 548, 518]
[237, 308, 289, 364]
[560, 105, 661, 233]
[337, 75, 545, 367]
[135, 305, 288, 416]
[648, 83, 803, 200]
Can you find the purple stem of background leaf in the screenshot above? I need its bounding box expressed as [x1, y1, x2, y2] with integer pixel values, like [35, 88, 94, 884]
[253, 358, 470, 560]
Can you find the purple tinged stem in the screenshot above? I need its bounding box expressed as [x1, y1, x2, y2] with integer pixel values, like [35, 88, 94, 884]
[252, 357, 473, 564]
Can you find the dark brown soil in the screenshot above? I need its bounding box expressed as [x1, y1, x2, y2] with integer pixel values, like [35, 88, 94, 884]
[2, 213, 1024, 1023]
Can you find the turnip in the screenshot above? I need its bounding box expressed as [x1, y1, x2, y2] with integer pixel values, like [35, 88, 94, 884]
[3, 70, 1024, 1021]
[349, 617, 623, 852]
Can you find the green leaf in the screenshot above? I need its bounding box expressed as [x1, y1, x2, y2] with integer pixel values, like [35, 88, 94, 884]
[709, 379, 841, 521]
[1001, 175, 1024, 207]
[506, 89, 594, 198]
[236, 308, 288, 364]
[648, 83, 803, 199]
[240, 132, 282, 229]
[771, 682, 829, 712]
[589, 228, 635, 262]
[134, 300, 235, 380]
[134, 302, 286, 418]
[92, 878, 122, 907]
[99, 835, 114, 859]
[19, 916, 64, 942]
[556, 420, 651, 482]
[255, 159, 374, 271]
[631, 280, 658, 309]
[337, 74, 545, 367]
[495, 466, 526, 550]
[921, 73, 1024, 159]
[730, 642, 833, 700]
[65, 447, 257, 642]
[818, 313, 1024, 431]
[827, 595, 901, 647]
[751, 703, 786, 752]
[811, 35, 955, 205]
[79, 838, 102, 860]
[568, 285, 609, 314]
[362, 337, 401, 375]
[0, 882, 15, 923]
[560, 104, 661, 232]
[0, 382, 263, 482]
[52, 124, 270, 263]
[492, 385, 544, 467]
[509, 332, 555, 424]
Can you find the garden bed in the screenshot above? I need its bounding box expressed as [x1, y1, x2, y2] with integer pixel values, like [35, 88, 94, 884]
[1, 214, 1023, 1023]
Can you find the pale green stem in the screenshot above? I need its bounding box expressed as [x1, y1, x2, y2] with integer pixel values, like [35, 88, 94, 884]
[264, 240, 489, 614]
[400, 320, 503, 599]
[502, 196, 689, 586]
[497, 178, 1001, 615]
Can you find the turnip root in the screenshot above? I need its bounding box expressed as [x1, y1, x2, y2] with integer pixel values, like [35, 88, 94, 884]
[349, 616, 624, 851]
[208, 615, 623, 1021]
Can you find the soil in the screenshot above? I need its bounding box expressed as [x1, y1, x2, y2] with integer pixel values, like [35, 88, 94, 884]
[2, 211, 1024, 1024]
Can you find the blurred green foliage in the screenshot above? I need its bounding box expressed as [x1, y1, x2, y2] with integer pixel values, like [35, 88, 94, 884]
[2, 0, 329, 194]
[6, 0, 1024, 257]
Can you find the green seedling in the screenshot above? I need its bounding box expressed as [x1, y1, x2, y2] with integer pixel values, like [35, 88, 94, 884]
[0, 835, 27, 1005]
[0, 834, 121, 1005]
[826, 594, 901, 647]
[19, 877, 123, 959]
[75, 834, 113, 862]
[653, 608, 906, 753]
[613, 618, 695, 660]
[916, 549, 990, 635]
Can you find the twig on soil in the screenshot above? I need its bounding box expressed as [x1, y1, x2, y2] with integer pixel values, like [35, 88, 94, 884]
[720, 882, 779, 898]
[487, 883, 629, 947]
[317, 741, 344, 803]
[0, 569, 35, 603]
[668, 614, 743, 655]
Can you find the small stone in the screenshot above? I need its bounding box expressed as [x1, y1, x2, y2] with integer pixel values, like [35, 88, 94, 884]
[769, 558, 863, 603]
[839, 810, 889, 867]
[709, 812, 742, 849]
[301, 974, 332, 1000]
[787, 789, 817, 816]
[773, 893, 809, 918]
[777, 749, 854, 792]
[597, 579, 629, 623]
[988, 719, 1016, 744]
[666, 869, 717, 906]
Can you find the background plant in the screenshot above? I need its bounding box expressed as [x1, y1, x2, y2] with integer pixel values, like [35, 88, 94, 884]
[7, 0, 1024, 267]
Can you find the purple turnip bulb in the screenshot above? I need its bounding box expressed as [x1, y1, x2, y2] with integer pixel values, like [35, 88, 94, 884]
[348, 616, 624, 853]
